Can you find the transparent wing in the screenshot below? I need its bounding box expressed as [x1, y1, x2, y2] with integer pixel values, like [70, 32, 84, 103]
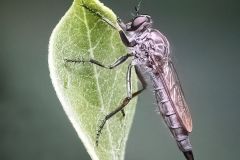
[162, 60, 193, 132]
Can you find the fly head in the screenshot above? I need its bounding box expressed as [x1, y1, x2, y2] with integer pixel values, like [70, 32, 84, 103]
[126, 15, 153, 33]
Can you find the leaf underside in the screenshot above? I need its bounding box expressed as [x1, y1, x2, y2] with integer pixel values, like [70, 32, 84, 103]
[48, 0, 138, 160]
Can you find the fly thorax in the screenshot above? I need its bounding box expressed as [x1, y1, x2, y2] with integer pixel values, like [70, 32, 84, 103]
[149, 29, 170, 57]
[134, 31, 155, 53]
[132, 49, 149, 65]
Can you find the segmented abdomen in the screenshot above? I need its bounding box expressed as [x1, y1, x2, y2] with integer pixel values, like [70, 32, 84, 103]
[151, 73, 193, 152]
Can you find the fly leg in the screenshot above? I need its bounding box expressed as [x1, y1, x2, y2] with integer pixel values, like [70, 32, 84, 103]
[96, 65, 147, 146]
[81, 2, 136, 47]
[116, 17, 137, 47]
[118, 30, 137, 47]
[117, 17, 126, 30]
[65, 53, 132, 117]
[65, 53, 132, 69]
[80, 2, 119, 30]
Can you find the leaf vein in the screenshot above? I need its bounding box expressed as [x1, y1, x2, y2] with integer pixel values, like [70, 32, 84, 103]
[82, 6, 116, 159]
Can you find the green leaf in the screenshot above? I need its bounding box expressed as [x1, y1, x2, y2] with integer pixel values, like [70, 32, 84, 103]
[48, 0, 137, 160]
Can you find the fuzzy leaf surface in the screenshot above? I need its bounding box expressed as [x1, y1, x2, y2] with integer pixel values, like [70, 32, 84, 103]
[48, 0, 138, 160]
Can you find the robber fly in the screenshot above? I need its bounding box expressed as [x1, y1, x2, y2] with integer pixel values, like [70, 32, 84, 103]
[65, 1, 194, 160]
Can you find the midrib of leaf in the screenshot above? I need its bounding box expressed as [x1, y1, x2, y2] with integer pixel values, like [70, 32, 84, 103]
[81, 6, 116, 159]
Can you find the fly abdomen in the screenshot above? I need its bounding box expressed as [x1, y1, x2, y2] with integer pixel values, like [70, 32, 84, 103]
[168, 124, 192, 152]
[152, 76, 193, 156]
[154, 82, 175, 116]
[165, 114, 182, 129]
[172, 127, 189, 141]
[165, 114, 193, 152]
[176, 136, 192, 151]
[160, 101, 175, 116]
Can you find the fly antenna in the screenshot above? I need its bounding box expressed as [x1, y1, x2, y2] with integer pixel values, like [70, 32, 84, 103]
[135, 0, 142, 15]
[131, 12, 135, 17]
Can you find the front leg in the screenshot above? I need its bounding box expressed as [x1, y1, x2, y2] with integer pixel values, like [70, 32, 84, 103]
[80, 3, 136, 48]
[117, 18, 137, 47]
[117, 17, 126, 30]
[119, 30, 137, 47]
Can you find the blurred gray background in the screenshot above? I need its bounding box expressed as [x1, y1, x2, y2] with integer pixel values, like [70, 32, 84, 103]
[1, 0, 240, 159]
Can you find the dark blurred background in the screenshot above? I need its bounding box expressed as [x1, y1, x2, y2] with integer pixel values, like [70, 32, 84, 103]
[1, 0, 240, 159]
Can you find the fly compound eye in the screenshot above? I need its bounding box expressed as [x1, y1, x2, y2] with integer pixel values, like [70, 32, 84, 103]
[127, 15, 152, 31]
[132, 16, 148, 29]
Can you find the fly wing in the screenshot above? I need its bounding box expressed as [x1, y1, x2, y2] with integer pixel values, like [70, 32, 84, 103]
[162, 60, 193, 132]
